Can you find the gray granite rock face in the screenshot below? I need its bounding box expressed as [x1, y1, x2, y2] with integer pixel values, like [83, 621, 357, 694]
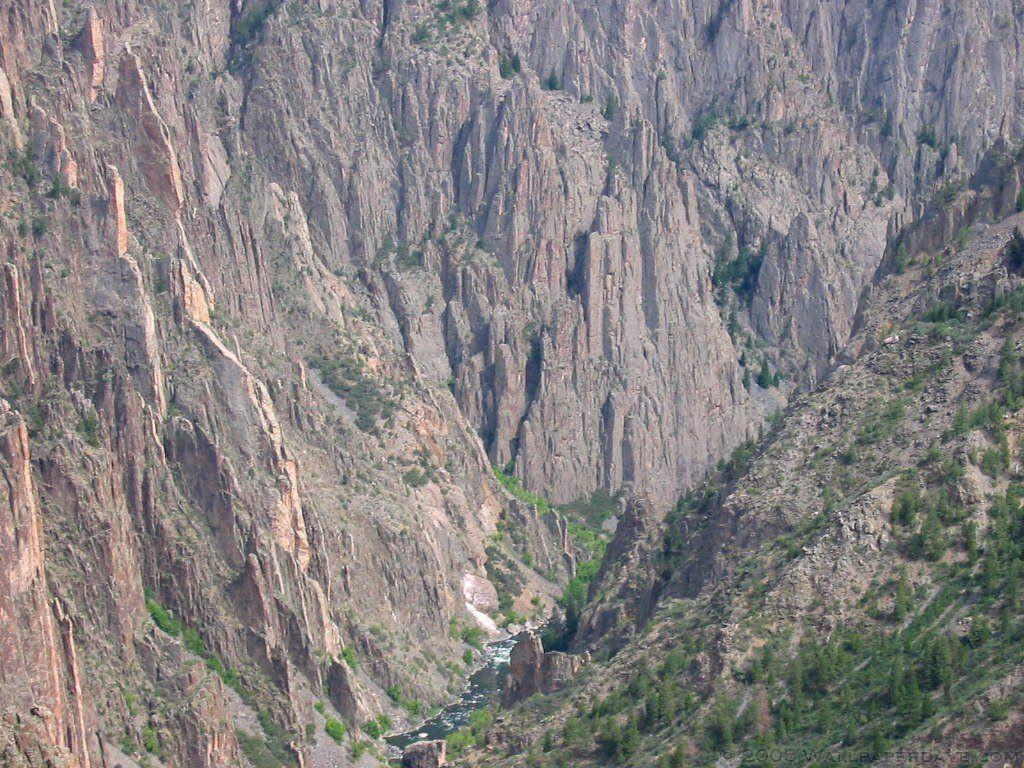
[233, 0, 1022, 506]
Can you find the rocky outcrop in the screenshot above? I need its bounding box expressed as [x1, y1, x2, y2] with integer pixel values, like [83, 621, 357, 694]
[0, 403, 90, 768]
[104, 164, 128, 257]
[463, 573, 500, 614]
[79, 8, 103, 103]
[115, 50, 185, 213]
[403, 740, 447, 768]
[502, 630, 587, 704]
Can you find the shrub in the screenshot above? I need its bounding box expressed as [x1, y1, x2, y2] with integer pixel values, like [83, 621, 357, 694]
[145, 591, 181, 636]
[458, 0, 481, 19]
[236, 729, 286, 768]
[141, 726, 158, 754]
[411, 23, 429, 43]
[690, 108, 721, 143]
[921, 301, 961, 323]
[966, 615, 991, 648]
[402, 467, 429, 487]
[602, 94, 619, 120]
[8, 149, 41, 186]
[1007, 227, 1024, 272]
[340, 646, 357, 670]
[493, 466, 550, 512]
[360, 714, 391, 739]
[892, 487, 922, 527]
[713, 244, 764, 303]
[386, 685, 421, 716]
[324, 718, 346, 743]
[988, 699, 1011, 721]
[893, 568, 912, 621]
[910, 509, 946, 561]
[980, 445, 1008, 478]
[498, 54, 521, 78]
[460, 625, 484, 650]
[309, 350, 397, 433]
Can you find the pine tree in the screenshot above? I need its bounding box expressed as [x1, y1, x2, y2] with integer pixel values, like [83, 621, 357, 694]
[981, 553, 1000, 594]
[922, 635, 953, 690]
[659, 679, 679, 725]
[894, 567, 912, 621]
[892, 488, 921, 527]
[916, 509, 945, 560]
[963, 520, 979, 564]
[619, 715, 641, 758]
[642, 689, 660, 731]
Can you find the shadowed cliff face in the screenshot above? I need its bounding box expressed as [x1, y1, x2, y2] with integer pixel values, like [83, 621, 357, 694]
[0, 0, 1021, 765]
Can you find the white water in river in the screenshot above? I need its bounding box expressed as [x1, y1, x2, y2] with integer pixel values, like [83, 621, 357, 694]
[385, 634, 518, 751]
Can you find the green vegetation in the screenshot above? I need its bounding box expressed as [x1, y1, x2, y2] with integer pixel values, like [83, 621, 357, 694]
[602, 94, 619, 121]
[531, 490, 618, 650]
[483, 543, 526, 624]
[145, 590, 243, 693]
[7, 149, 41, 187]
[374, 236, 425, 270]
[499, 53, 522, 79]
[470, 190, 1024, 767]
[386, 685, 422, 717]
[236, 726, 296, 768]
[530, 490, 1024, 767]
[324, 717, 346, 744]
[412, 0, 480, 43]
[921, 301, 962, 324]
[141, 725, 159, 754]
[917, 125, 939, 148]
[689, 108, 721, 144]
[712, 242, 764, 304]
[309, 348, 398, 433]
[46, 175, 81, 205]
[229, 1, 281, 72]
[493, 465, 550, 512]
[145, 589, 182, 636]
[1007, 227, 1024, 272]
[360, 714, 392, 739]
[542, 556, 601, 651]
[340, 645, 357, 670]
[755, 360, 779, 389]
[854, 398, 905, 446]
[449, 617, 486, 650]
[445, 708, 493, 757]
[542, 72, 561, 91]
[78, 413, 101, 447]
[559, 491, 617, 544]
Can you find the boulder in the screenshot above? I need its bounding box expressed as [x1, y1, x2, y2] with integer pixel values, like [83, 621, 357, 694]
[403, 740, 446, 768]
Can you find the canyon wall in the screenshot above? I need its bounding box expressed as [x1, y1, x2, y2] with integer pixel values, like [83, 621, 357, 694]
[0, 0, 1021, 764]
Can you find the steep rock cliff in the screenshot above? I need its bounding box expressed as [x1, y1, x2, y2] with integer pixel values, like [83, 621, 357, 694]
[1, 0, 1023, 765]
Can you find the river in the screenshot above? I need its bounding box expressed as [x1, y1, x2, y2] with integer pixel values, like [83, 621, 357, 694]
[385, 634, 519, 751]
